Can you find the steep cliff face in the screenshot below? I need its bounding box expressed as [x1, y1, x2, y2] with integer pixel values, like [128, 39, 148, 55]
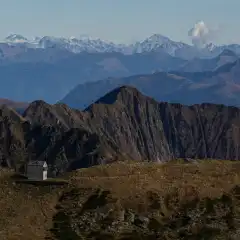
[159, 103, 240, 160]
[27, 126, 115, 176]
[84, 86, 172, 162]
[0, 105, 29, 167]
[85, 87, 240, 161]
[0, 86, 240, 174]
[23, 86, 173, 163]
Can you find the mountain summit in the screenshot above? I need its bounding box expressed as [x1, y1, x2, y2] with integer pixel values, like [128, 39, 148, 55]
[5, 34, 28, 43]
[133, 34, 188, 56]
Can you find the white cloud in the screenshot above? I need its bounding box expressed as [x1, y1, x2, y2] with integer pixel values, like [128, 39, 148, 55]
[188, 21, 217, 48]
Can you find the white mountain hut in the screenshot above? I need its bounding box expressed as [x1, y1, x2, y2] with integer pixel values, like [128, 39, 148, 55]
[26, 161, 48, 181]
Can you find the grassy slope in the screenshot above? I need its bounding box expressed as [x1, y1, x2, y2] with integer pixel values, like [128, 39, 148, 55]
[1, 160, 240, 239]
[0, 169, 63, 240]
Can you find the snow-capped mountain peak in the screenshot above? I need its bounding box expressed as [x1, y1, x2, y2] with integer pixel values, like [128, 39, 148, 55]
[33, 35, 129, 53]
[1, 33, 240, 59]
[3, 33, 187, 55]
[5, 34, 28, 43]
[132, 33, 187, 56]
[143, 34, 171, 44]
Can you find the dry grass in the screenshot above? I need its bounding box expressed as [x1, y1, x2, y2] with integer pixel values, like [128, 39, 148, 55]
[0, 169, 64, 240]
[1, 160, 240, 239]
[70, 160, 240, 201]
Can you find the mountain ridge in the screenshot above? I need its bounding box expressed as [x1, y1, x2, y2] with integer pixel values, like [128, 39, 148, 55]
[0, 86, 239, 176]
[0, 50, 187, 103]
[0, 42, 239, 104]
[61, 59, 240, 110]
[3, 33, 240, 59]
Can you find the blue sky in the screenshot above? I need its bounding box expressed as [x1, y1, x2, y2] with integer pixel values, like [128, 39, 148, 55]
[0, 0, 239, 44]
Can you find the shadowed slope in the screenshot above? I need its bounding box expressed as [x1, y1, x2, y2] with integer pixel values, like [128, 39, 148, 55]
[23, 86, 240, 174]
[0, 86, 239, 174]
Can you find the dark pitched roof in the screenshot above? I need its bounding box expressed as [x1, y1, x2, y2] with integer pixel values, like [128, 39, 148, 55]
[27, 161, 47, 167]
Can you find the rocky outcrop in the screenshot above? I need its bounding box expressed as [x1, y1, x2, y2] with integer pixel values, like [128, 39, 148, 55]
[50, 186, 240, 239]
[0, 86, 240, 174]
[0, 105, 29, 167]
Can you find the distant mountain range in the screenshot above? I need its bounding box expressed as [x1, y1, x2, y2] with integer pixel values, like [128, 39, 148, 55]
[0, 51, 187, 103]
[2, 33, 240, 60]
[0, 33, 239, 106]
[177, 49, 238, 72]
[61, 57, 240, 109]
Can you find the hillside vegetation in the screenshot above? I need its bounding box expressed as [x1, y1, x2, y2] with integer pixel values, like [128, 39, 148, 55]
[2, 160, 240, 239]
